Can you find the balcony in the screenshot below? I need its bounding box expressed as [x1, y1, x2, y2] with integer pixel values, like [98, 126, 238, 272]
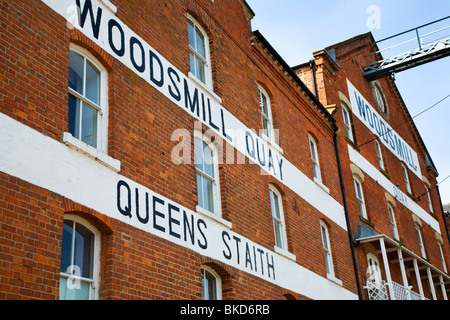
[357, 234, 450, 300]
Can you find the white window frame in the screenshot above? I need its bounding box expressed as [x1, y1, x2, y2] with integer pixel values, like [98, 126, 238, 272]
[309, 135, 322, 183]
[201, 265, 222, 300]
[194, 132, 222, 218]
[68, 44, 108, 153]
[387, 204, 399, 240]
[425, 184, 434, 214]
[258, 86, 274, 140]
[373, 84, 387, 114]
[438, 242, 448, 274]
[375, 140, 384, 170]
[59, 214, 100, 300]
[415, 225, 426, 259]
[366, 253, 382, 285]
[353, 176, 367, 219]
[269, 185, 288, 251]
[187, 15, 213, 90]
[341, 104, 354, 142]
[320, 221, 335, 277]
[402, 163, 412, 194]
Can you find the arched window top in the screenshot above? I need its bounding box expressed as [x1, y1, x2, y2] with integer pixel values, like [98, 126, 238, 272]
[371, 81, 389, 118]
[68, 44, 108, 152]
[201, 265, 222, 300]
[187, 15, 212, 89]
[60, 214, 100, 300]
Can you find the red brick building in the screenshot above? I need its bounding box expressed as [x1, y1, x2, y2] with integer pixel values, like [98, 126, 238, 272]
[0, 0, 360, 300]
[295, 33, 450, 300]
[0, 0, 448, 301]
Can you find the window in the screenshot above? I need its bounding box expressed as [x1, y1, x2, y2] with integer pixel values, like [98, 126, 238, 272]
[341, 104, 354, 142]
[309, 135, 322, 182]
[269, 185, 287, 250]
[425, 184, 434, 214]
[59, 216, 100, 300]
[366, 253, 382, 285]
[353, 177, 367, 219]
[402, 163, 412, 194]
[373, 84, 387, 114]
[415, 225, 426, 259]
[201, 266, 221, 300]
[195, 135, 220, 215]
[68, 46, 107, 150]
[258, 86, 273, 139]
[387, 204, 399, 240]
[320, 221, 334, 277]
[438, 242, 447, 273]
[188, 16, 211, 88]
[375, 140, 384, 170]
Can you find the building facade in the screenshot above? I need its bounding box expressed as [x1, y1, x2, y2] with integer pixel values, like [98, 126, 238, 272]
[294, 33, 450, 300]
[0, 0, 448, 301]
[0, 0, 360, 300]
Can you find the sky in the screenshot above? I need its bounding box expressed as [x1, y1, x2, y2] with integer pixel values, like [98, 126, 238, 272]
[246, 0, 450, 205]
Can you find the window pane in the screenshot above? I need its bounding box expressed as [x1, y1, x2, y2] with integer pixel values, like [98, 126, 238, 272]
[195, 26, 205, 58]
[274, 220, 283, 248]
[60, 220, 74, 274]
[201, 269, 217, 300]
[68, 94, 81, 139]
[203, 177, 214, 213]
[188, 20, 196, 49]
[195, 56, 205, 84]
[69, 51, 84, 94]
[194, 137, 204, 171]
[202, 143, 213, 177]
[189, 52, 196, 78]
[85, 61, 100, 105]
[196, 173, 204, 209]
[66, 280, 91, 300]
[270, 191, 280, 219]
[73, 223, 94, 279]
[81, 103, 98, 148]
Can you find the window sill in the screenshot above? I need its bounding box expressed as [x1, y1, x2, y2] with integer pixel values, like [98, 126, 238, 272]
[196, 205, 232, 229]
[274, 246, 296, 261]
[188, 72, 223, 105]
[62, 132, 121, 172]
[99, 0, 117, 13]
[314, 177, 330, 194]
[260, 133, 284, 155]
[327, 273, 343, 286]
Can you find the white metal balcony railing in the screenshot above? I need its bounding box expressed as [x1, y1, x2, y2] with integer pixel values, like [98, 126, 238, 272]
[365, 280, 428, 300]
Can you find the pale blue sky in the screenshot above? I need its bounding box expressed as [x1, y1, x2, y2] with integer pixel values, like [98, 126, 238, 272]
[246, 0, 450, 204]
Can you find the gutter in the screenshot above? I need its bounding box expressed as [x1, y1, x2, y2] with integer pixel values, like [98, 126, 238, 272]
[333, 122, 363, 300]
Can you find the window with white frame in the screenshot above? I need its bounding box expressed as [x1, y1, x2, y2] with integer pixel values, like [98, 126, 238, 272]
[195, 135, 220, 215]
[320, 221, 335, 277]
[309, 135, 322, 182]
[373, 84, 387, 114]
[341, 104, 354, 142]
[201, 266, 221, 300]
[375, 140, 384, 170]
[366, 253, 382, 286]
[188, 16, 211, 88]
[269, 185, 287, 250]
[258, 86, 273, 139]
[438, 242, 448, 273]
[68, 46, 107, 151]
[353, 177, 367, 219]
[425, 184, 434, 214]
[59, 215, 100, 300]
[415, 224, 426, 259]
[387, 204, 399, 240]
[402, 163, 412, 194]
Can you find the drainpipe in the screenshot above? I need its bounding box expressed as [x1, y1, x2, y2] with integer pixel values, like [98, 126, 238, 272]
[309, 60, 318, 97]
[332, 122, 363, 300]
[436, 184, 450, 246]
